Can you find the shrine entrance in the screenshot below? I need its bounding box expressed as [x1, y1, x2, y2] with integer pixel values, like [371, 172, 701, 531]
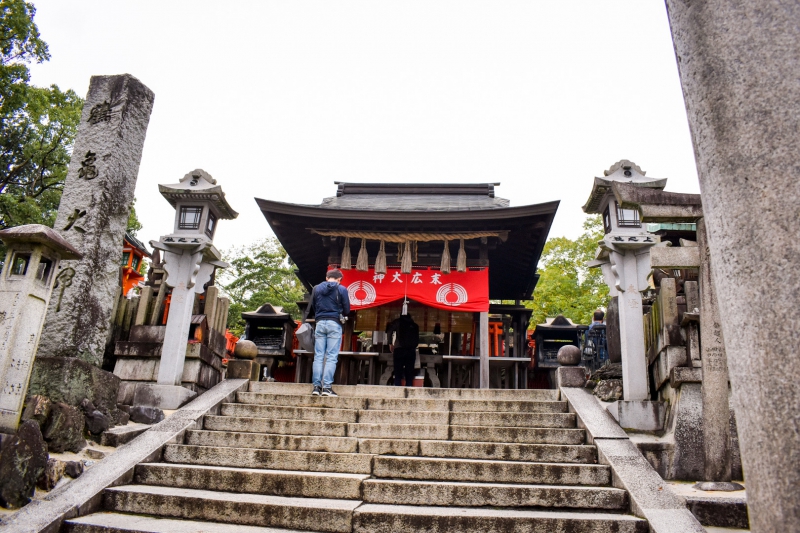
[257, 182, 557, 389]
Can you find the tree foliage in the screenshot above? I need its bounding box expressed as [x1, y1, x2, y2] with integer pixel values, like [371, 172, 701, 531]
[126, 197, 143, 236]
[0, 0, 83, 231]
[528, 215, 609, 327]
[218, 238, 305, 337]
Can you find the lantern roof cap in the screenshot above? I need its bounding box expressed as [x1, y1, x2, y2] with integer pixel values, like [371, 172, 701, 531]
[158, 169, 239, 219]
[0, 224, 82, 259]
[582, 160, 667, 214]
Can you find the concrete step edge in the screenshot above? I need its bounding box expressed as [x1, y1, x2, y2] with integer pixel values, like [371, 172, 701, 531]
[352, 503, 647, 523]
[64, 512, 321, 533]
[137, 462, 371, 480]
[361, 479, 629, 510]
[103, 485, 362, 533]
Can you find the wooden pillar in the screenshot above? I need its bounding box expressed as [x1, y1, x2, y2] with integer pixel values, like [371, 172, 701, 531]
[479, 311, 489, 388]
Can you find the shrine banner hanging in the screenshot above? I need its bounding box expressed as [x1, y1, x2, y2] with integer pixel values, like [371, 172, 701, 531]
[338, 267, 489, 313]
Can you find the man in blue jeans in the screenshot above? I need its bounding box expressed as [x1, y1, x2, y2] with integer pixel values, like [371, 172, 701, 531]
[309, 269, 350, 397]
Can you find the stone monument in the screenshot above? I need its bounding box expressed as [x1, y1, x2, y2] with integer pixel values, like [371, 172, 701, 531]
[0, 225, 81, 433]
[37, 74, 154, 364]
[583, 160, 661, 401]
[665, 5, 800, 529]
[134, 170, 237, 409]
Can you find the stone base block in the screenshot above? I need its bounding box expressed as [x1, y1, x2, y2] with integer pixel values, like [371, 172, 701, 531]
[227, 360, 260, 380]
[133, 384, 196, 410]
[607, 400, 666, 431]
[113, 358, 221, 389]
[670, 366, 702, 388]
[556, 366, 587, 389]
[28, 357, 120, 417]
[653, 346, 688, 390]
[129, 325, 166, 343]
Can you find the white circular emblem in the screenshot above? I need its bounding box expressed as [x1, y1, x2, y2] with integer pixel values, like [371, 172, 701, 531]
[347, 280, 377, 306]
[436, 283, 468, 307]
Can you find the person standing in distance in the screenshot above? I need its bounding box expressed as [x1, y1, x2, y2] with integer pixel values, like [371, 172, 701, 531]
[386, 313, 420, 387]
[309, 269, 350, 397]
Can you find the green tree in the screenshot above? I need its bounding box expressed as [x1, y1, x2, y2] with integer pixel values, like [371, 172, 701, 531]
[0, 0, 83, 231]
[126, 197, 143, 236]
[218, 238, 305, 336]
[528, 215, 609, 326]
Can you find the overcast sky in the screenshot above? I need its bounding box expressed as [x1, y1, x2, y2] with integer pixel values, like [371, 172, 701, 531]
[28, 1, 699, 254]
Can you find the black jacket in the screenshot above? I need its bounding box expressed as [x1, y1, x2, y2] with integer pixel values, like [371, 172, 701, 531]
[386, 315, 420, 349]
[310, 281, 350, 322]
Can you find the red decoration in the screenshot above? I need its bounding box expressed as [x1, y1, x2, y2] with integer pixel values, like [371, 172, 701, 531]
[339, 267, 489, 313]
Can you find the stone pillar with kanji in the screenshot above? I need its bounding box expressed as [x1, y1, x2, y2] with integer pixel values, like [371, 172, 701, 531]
[28, 74, 154, 421]
[37, 75, 154, 364]
[0, 226, 81, 433]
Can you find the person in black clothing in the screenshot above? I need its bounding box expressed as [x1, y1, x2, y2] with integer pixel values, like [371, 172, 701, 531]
[386, 314, 420, 386]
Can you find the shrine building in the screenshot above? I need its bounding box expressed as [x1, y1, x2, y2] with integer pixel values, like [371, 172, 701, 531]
[257, 183, 558, 389]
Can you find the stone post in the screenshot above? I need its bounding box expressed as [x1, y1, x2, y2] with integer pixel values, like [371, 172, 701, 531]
[665, 3, 800, 529]
[616, 253, 648, 400]
[696, 219, 731, 483]
[36, 75, 154, 365]
[478, 311, 489, 388]
[134, 170, 237, 409]
[0, 226, 81, 432]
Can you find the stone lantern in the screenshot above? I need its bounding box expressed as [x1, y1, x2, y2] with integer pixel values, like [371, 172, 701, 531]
[135, 169, 238, 409]
[0, 225, 81, 432]
[583, 160, 662, 401]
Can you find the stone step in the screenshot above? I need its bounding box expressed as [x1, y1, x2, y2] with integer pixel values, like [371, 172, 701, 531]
[418, 440, 598, 464]
[406, 387, 560, 401]
[248, 382, 406, 398]
[100, 424, 150, 447]
[450, 399, 569, 413]
[449, 411, 577, 428]
[450, 424, 585, 445]
[356, 409, 450, 425]
[237, 392, 368, 410]
[185, 430, 359, 453]
[220, 403, 358, 423]
[365, 397, 449, 411]
[203, 415, 347, 436]
[373, 456, 611, 486]
[352, 504, 648, 533]
[163, 444, 374, 474]
[246, 381, 561, 401]
[135, 463, 368, 499]
[361, 479, 628, 510]
[103, 485, 359, 533]
[346, 422, 449, 440]
[357, 438, 422, 456]
[64, 513, 312, 533]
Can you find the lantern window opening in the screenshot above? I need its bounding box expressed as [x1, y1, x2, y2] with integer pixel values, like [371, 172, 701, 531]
[9, 252, 30, 276]
[205, 210, 217, 238]
[36, 257, 53, 284]
[602, 205, 612, 234]
[179, 206, 204, 230]
[121, 251, 131, 267]
[615, 202, 641, 227]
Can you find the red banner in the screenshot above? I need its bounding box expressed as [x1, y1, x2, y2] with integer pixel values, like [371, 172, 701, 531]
[338, 267, 489, 313]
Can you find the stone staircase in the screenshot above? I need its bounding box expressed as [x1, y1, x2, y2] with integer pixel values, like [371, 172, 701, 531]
[63, 382, 649, 533]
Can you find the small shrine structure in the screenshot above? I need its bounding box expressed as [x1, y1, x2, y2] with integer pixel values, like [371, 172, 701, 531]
[241, 303, 297, 380]
[121, 231, 151, 296]
[257, 182, 557, 388]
